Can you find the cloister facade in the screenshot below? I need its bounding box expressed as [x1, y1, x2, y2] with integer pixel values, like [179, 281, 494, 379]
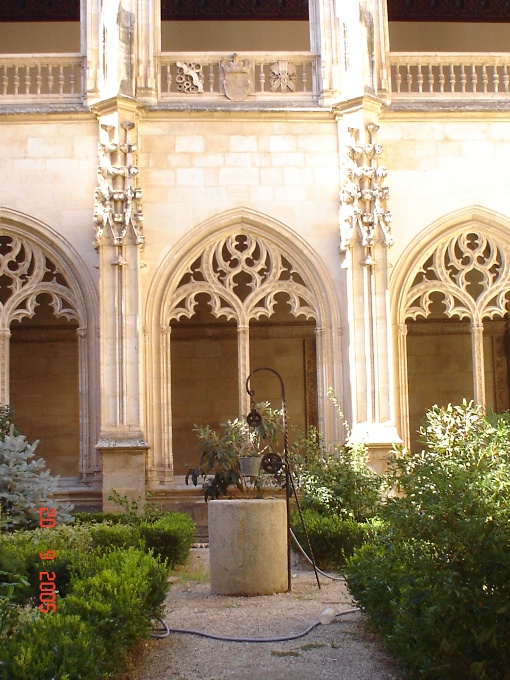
[0, 0, 509, 510]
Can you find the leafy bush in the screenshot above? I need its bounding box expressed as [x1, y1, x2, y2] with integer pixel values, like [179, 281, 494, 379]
[346, 402, 510, 679]
[1, 547, 169, 680]
[139, 512, 195, 568]
[0, 411, 74, 531]
[290, 509, 381, 570]
[290, 426, 383, 522]
[89, 521, 144, 553]
[187, 402, 283, 500]
[1, 612, 104, 680]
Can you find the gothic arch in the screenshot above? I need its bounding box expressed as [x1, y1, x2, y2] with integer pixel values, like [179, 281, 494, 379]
[0, 208, 99, 481]
[145, 207, 343, 483]
[391, 206, 510, 445]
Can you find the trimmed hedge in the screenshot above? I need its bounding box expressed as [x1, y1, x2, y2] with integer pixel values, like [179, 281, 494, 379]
[290, 509, 381, 570]
[1, 547, 169, 680]
[74, 510, 195, 567]
[0, 511, 195, 679]
[139, 513, 195, 568]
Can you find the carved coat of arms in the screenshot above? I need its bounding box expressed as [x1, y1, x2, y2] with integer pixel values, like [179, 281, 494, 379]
[221, 54, 251, 101]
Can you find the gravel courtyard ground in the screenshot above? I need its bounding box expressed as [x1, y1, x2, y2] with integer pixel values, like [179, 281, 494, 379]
[128, 548, 406, 680]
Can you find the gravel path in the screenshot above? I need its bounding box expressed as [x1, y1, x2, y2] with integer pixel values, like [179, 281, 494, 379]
[128, 549, 406, 680]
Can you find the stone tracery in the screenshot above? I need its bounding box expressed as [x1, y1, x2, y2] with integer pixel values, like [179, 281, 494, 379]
[400, 229, 510, 424]
[0, 234, 80, 327]
[404, 232, 510, 323]
[167, 232, 317, 325]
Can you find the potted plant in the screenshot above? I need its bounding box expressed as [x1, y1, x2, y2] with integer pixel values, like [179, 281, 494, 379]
[186, 401, 283, 501]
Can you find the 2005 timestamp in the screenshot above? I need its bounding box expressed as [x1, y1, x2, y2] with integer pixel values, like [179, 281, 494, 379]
[38, 507, 57, 613]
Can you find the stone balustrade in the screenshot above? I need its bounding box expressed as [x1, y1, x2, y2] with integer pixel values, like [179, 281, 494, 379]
[157, 52, 318, 103]
[0, 54, 84, 102]
[3, 51, 509, 106]
[389, 52, 510, 97]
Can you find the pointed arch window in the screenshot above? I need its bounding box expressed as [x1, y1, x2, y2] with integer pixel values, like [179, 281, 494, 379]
[166, 232, 318, 416]
[400, 231, 510, 434]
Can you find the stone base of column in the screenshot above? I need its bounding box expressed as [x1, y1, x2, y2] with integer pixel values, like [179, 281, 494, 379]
[97, 437, 149, 513]
[146, 465, 174, 486]
[350, 422, 402, 475]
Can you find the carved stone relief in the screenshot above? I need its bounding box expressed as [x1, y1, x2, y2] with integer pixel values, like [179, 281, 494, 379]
[404, 232, 510, 324]
[221, 54, 252, 102]
[270, 61, 297, 92]
[339, 123, 392, 259]
[176, 62, 204, 94]
[403, 231, 510, 412]
[93, 121, 144, 247]
[167, 232, 317, 325]
[0, 234, 80, 328]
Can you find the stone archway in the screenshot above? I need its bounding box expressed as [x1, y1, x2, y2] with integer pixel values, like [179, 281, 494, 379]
[0, 211, 99, 482]
[393, 208, 510, 446]
[145, 208, 343, 484]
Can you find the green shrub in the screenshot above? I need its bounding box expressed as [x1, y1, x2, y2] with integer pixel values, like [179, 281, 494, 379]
[71, 547, 169, 618]
[346, 402, 510, 679]
[1, 547, 169, 680]
[290, 402, 383, 522]
[140, 512, 195, 568]
[290, 509, 381, 570]
[89, 521, 144, 552]
[73, 510, 129, 524]
[1, 612, 104, 680]
[1, 524, 93, 603]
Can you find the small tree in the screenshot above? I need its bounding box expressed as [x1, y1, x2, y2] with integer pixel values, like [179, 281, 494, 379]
[0, 406, 73, 532]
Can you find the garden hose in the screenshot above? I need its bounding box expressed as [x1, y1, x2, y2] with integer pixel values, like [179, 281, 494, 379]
[150, 607, 360, 641]
[289, 528, 346, 582]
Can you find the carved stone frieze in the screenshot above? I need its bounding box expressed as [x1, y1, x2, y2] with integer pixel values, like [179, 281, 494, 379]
[93, 121, 144, 248]
[0, 235, 80, 328]
[269, 61, 297, 93]
[339, 124, 392, 258]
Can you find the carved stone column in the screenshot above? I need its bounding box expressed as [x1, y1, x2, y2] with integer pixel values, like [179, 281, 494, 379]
[83, 0, 101, 102]
[147, 325, 173, 484]
[0, 328, 10, 406]
[471, 321, 486, 408]
[309, 0, 390, 105]
[237, 324, 251, 419]
[135, 0, 160, 102]
[336, 112, 401, 468]
[397, 323, 410, 446]
[92, 96, 148, 512]
[98, 0, 136, 100]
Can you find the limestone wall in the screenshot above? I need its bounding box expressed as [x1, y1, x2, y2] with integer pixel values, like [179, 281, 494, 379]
[139, 112, 341, 294]
[0, 117, 99, 274]
[10, 331, 80, 477]
[382, 113, 510, 268]
[161, 20, 310, 51]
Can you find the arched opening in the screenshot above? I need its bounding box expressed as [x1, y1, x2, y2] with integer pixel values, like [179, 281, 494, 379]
[167, 231, 318, 475]
[146, 208, 342, 485]
[249, 292, 317, 435]
[0, 224, 97, 483]
[170, 294, 238, 475]
[10, 294, 80, 477]
[396, 224, 510, 448]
